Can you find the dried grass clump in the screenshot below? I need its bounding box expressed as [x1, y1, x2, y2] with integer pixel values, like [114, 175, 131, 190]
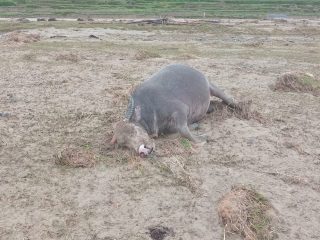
[105, 109, 122, 125]
[243, 41, 264, 47]
[4, 31, 40, 43]
[177, 53, 197, 60]
[111, 86, 131, 106]
[156, 137, 196, 158]
[103, 84, 137, 125]
[158, 156, 200, 194]
[272, 72, 320, 96]
[55, 147, 96, 168]
[109, 84, 139, 109]
[134, 49, 161, 60]
[55, 53, 79, 62]
[218, 186, 277, 240]
[211, 101, 266, 124]
[273, 19, 288, 23]
[22, 53, 36, 61]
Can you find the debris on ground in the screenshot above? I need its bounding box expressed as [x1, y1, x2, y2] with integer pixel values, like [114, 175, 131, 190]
[89, 34, 100, 39]
[3, 31, 40, 44]
[156, 137, 196, 158]
[55, 53, 79, 62]
[16, 18, 30, 23]
[55, 147, 96, 168]
[0, 112, 10, 117]
[218, 186, 278, 240]
[148, 225, 174, 240]
[134, 49, 161, 60]
[271, 72, 320, 96]
[156, 156, 201, 194]
[210, 100, 266, 124]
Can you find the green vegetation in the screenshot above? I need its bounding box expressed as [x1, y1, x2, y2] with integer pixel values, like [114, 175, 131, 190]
[0, 0, 16, 6]
[180, 138, 192, 149]
[0, 0, 319, 18]
[300, 74, 320, 89]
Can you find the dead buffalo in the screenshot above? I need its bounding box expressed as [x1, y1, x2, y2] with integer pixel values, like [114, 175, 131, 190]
[111, 64, 237, 157]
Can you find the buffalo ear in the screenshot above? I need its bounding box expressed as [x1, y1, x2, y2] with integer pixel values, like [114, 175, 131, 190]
[110, 135, 117, 144]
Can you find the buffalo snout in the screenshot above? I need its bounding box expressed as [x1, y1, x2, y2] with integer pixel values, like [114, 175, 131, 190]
[110, 121, 155, 157]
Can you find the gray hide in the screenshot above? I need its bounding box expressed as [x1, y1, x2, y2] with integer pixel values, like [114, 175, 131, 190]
[126, 64, 235, 142]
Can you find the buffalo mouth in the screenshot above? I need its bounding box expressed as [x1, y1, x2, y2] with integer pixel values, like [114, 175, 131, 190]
[138, 144, 154, 158]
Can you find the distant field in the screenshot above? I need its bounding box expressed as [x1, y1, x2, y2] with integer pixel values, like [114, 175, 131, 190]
[0, 0, 320, 18]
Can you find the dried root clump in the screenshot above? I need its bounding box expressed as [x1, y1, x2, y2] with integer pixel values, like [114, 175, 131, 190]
[271, 72, 320, 96]
[55, 53, 79, 62]
[134, 49, 161, 60]
[158, 156, 200, 194]
[156, 137, 196, 158]
[243, 41, 264, 47]
[110, 86, 131, 107]
[218, 186, 278, 240]
[211, 100, 266, 124]
[55, 147, 96, 168]
[4, 31, 40, 43]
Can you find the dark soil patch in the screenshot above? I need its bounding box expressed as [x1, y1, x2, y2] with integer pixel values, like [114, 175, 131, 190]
[148, 226, 174, 240]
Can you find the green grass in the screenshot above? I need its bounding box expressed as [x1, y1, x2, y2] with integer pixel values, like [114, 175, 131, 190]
[0, 0, 16, 6]
[0, 19, 232, 33]
[300, 74, 320, 89]
[0, 0, 319, 18]
[180, 138, 192, 149]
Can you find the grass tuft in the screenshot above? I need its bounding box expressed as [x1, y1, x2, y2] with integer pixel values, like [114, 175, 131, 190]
[0, 0, 16, 6]
[180, 138, 192, 149]
[210, 100, 266, 124]
[134, 49, 161, 60]
[218, 185, 278, 240]
[55, 52, 79, 62]
[3, 31, 40, 43]
[271, 72, 320, 96]
[55, 147, 96, 168]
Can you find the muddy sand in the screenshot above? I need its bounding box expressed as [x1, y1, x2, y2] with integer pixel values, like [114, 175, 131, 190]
[0, 19, 320, 240]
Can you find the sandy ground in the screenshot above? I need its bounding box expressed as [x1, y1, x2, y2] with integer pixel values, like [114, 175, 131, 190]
[0, 19, 320, 240]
